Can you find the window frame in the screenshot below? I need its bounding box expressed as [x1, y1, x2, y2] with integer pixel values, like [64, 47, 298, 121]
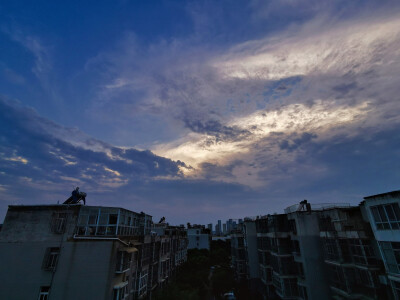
[42, 247, 60, 271]
[370, 203, 400, 230]
[38, 286, 50, 300]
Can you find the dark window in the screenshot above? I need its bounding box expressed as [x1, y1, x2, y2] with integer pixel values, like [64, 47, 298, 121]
[88, 214, 98, 225]
[38, 286, 50, 300]
[392, 280, 400, 299]
[380, 242, 400, 274]
[299, 286, 308, 300]
[109, 214, 118, 225]
[324, 238, 339, 261]
[42, 247, 60, 270]
[50, 213, 67, 234]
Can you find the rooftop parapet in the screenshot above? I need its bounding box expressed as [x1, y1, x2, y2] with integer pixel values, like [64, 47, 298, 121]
[284, 202, 351, 214]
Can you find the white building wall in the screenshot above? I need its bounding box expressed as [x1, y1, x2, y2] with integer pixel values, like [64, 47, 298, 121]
[187, 228, 210, 250]
[363, 191, 400, 299]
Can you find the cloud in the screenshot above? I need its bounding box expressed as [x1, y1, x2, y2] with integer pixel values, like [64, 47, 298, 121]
[0, 97, 185, 195]
[215, 16, 400, 81]
[1, 24, 61, 102]
[77, 6, 400, 191]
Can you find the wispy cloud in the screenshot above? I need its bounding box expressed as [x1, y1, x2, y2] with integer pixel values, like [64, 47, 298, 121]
[78, 6, 400, 190]
[1, 24, 60, 101]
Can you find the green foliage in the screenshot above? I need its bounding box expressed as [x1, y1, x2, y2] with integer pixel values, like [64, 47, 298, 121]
[211, 267, 235, 296]
[153, 240, 234, 300]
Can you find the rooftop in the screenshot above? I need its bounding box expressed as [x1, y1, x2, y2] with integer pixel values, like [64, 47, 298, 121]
[363, 190, 400, 200]
[8, 204, 152, 217]
[284, 203, 351, 214]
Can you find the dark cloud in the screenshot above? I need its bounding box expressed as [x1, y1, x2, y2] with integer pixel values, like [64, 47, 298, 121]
[183, 118, 250, 142]
[332, 82, 358, 95]
[200, 160, 244, 179]
[0, 97, 184, 188]
[279, 132, 317, 152]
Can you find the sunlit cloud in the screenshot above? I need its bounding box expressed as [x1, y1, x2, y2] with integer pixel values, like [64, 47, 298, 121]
[153, 100, 370, 178]
[104, 166, 121, 177]
[215, 16, 400, 80]
[4, 155, 28, 164]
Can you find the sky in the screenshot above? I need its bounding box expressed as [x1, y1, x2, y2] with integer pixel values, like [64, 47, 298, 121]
[0, 0, 400, 225]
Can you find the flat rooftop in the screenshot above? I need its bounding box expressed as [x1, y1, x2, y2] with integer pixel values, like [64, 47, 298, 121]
[8, 204, 152, 217]
[364, 190, 400, 200]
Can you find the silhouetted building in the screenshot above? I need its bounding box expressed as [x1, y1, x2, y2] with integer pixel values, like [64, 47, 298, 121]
[207, 223, 213, 233]
[0, 204, 187, 300]
[217, 220, 222, 236]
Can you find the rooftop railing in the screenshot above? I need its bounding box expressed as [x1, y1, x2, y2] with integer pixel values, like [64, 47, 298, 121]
[284, 203, 351, 214]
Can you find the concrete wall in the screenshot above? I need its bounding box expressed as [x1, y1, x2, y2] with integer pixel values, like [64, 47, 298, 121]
[187, 229, 209, 250]
[244, 221, 259, 279]
[0, 240, 117, 300]
[290, 212, 331, 300]
[0, 206, 126, 300]
[51, 241, 117, 300]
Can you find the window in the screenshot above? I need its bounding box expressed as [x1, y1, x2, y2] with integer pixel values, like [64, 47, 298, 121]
[138, 270, 148, 296]
[289, 219, 297, 234]
[113, 284, 128, 300]
[297, 262, 305, 279]
[43, 247, 60, 270]
[324, 238, 339, 261]
[293, 240, 300, 255]
[272, 273, 282, 295]
[356, 269, 377, 288]
[116, 251, 132, 273]
[51, 213, 67, 234]
[329, 265, 346, 291]
[391, 280, 400, 300]
[299, 286, 308, 300]
[283, 278, 298, 297]
[38, 286, 50, 300]
[348, 239, 378, 265]
[371, 204, 400, 230]
[380, 242, 400, 274]
[109, 214, 118, 225]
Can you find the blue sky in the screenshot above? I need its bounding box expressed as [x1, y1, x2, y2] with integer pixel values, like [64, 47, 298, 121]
[1, 0, 400, 224]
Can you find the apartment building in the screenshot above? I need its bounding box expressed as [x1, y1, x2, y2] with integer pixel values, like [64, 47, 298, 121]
[318, 204, 389, 299]
[254, 213, 300, 299]
[242, 219, 260, 292]
[187, 224, 210, 250]
[285, 203, 331, 300]
[363, 190, 400, 299]
[233, 193, 399, 300]
[0, 204, 187, 300]
[231, 228, 247, 281]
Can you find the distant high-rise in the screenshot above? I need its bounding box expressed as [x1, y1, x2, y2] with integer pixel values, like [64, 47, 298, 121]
[223, 223, 227, 234]
[207, 223, 213, 233]
[227, 219, 233, 233]
[217, 220, 222, 235]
